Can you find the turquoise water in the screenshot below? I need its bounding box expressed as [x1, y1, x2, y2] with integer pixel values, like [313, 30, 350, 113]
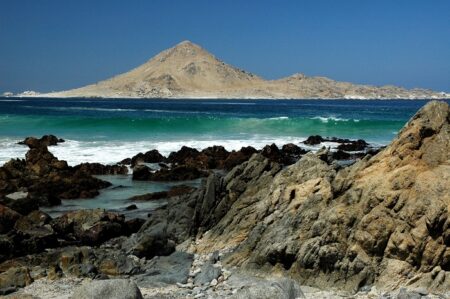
[1, 98, 445, 166]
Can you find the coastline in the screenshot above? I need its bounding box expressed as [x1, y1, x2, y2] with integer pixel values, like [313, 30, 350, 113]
[0, 101, 449, 298]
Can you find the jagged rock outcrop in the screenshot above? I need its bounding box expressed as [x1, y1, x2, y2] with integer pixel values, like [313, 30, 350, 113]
[0, 137, 111, 206]
[191, 101, 450, 293]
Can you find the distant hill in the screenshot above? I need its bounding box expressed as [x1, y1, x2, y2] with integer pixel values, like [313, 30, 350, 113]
[41, 41, 449, 99]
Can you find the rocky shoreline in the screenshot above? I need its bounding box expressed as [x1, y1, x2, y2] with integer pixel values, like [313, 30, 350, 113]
[0, 101, 449, 298]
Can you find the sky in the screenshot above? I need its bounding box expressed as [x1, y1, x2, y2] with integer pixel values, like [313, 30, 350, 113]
[0, 0, 449, 93]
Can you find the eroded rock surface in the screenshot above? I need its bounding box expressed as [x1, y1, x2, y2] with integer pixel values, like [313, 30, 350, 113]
[191, 101, 450, 293]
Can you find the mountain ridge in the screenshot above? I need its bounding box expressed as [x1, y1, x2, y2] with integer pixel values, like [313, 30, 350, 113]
[35, 41, 449, 99]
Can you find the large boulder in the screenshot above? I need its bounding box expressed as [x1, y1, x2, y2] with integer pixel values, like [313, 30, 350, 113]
[71, 279, 143, 299]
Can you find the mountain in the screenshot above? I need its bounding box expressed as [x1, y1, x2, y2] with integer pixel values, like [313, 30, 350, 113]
[43, 41, 449, 99]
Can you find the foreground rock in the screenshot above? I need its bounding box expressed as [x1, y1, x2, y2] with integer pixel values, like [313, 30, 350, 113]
[71, 279, 143, 299]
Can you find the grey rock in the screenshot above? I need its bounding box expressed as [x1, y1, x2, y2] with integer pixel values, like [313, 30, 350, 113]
[71, 279, 143, 299]
[227, 275, 305, 299]
[5, 191, 28, 201]
[194, 262, 221, 286]
[134, 251, 193, 287]
[396, 288, 422, 299]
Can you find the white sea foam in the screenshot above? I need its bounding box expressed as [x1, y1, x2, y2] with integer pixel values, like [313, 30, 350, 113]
[268, 116, 289, 120]
[23, 106, 138, 112]
[1, 137, 311, 166]
[311, 116, 353, 123]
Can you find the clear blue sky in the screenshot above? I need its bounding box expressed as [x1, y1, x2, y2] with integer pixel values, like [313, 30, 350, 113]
[1, 0, 449, 93]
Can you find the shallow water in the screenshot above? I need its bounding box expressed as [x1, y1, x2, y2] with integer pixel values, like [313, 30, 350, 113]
[40, 174, 202, 219]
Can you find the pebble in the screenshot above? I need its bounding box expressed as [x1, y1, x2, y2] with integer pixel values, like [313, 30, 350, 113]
[210, 278, 218, 287]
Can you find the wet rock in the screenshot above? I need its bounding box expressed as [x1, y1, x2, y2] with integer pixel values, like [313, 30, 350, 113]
[74, 163, 128, 175]
[120, 158, 132, 165]
[145, 166, 207, 181]
[167, 146, 200, 165]
[303, 135, 324, 145]
[200, 146, 230, 169]
[0, 139, 111, 205]
[71, 279, 143, 299]
[132, 165, 153, 180]
[337, 139, 368, 151]
[18, 135, 64, 147]
[331, 149, 351, 160]
[125, 204, 138, 211]
[128, 185, 196, 201]
[131, 150, 166, 167]
[261, 143, 284, 164]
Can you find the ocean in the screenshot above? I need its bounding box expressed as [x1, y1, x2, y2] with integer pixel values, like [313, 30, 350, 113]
[1, 98, 445, 166]
[1, 97, 447, 217]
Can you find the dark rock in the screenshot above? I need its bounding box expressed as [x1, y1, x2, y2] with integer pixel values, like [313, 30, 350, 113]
[131, 150, 166, 167]
[128, 185, 196, 201]
[167, 146, 200, 165]
[303, 135, 324, 145]
[223, 146, 258, 170]
[125, 218, 145, 234]
[332, 150, 351, 160]
[0, 139, 111, 205]
[0, 204, 21, 233]
[120, 158, 132, 165]
[125, 204, 138, 211]
[123, 220, 175, 259]
[1, 192, 38, 215]
[132, 165, 153, 181]
[129, 191, 168, 201]
[74, 163, 128, 175]
[51, 209, 128, 246]
[337, 139, 369, 151]
[261, 143, 284, 163]
[18, 135, 64, 147]
[71, 279, 143, 299]
[145, 166, 207, 181]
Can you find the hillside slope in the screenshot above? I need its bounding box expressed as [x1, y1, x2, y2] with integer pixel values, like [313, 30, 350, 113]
[44, 41, 449, 99]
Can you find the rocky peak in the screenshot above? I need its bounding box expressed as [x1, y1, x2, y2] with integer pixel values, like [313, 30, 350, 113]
[381, 100, 449, 167]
